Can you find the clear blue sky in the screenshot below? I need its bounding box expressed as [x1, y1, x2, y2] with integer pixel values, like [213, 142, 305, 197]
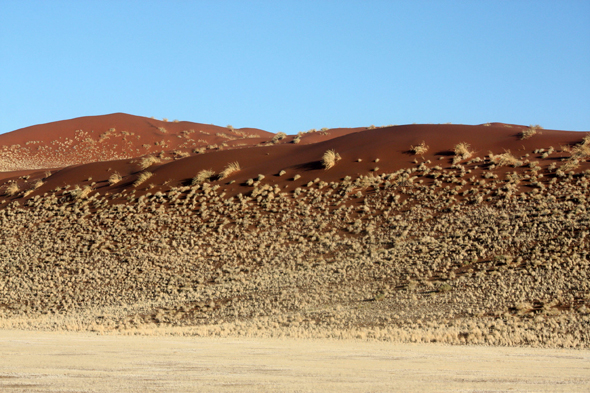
[1, 0, 589, 134]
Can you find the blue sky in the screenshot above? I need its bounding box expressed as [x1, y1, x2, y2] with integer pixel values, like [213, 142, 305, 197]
[1, 0, 589, 134]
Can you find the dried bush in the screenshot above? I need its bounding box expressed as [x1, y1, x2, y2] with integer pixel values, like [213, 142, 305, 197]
[411, 141, 429, 155]
[192, 169, 215, 185]
[491, 150, 523, 167]
[453, 142, 473, 161]
[322, 149, 341, 170]
[134, 171, 153, 187]
[4, 182, 19, 196]
[271, 132, 287, 143]
[520, 125, 542, 140]
[108, 172, 123, 185]
[138, 156, 161, 170]
[70, 185, 92, 200]
[218, 162, 241, 180]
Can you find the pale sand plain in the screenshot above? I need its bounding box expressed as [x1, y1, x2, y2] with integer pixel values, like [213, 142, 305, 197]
[1, 329, 589, 392]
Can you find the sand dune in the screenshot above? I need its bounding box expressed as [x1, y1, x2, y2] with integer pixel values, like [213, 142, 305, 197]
[0, 117, 589, 354]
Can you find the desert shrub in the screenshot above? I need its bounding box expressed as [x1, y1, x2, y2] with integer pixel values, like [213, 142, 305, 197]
[108, 172, 123, 185]
[174, 150, 190, 159]
[279, 170, 286, 176]
[411, 141, 429, 155]
[453, 142, 473, 162]
[134, 171, 153, 187]
[570, 135, 590, 160]
[192, 169, 215, 185]
[520, 125, 542, 140]
[293, 174, 301, 181]
[159, 127, 167, 133]
[322, 149, 341, 170]
[138, 155, 161, 170]
[560, 159, 580, 172]
[70, 185, 92, 200]
[271, 132, 287, 143]
[491, 150, 523, 167]
[4, 182, 19, 196]
[218, 162, 240, 180]
[31, 179, 44, 190]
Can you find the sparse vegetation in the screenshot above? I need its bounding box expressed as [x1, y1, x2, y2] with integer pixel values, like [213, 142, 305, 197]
[322, 149, 341, 170]
[520, 125, 542, 140]
[138, 155, 161, 170]
[490, 150, 523, 167]
[133, 171, 153, 187]
[453, 142, 473, 163]
[271, 132, 287, 143]
[218, 161, 241, 180]
[108, 172, 123, 185]
[4, 182, 19, 196]
[411, 141, 429, 155]
[192, 169, 215, 185]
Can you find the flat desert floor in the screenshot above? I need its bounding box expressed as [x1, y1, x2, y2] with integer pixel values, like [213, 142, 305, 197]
[0, 330, 589, 392]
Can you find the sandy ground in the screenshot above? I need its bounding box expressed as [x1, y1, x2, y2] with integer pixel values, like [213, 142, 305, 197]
[0, 330, 589, 392]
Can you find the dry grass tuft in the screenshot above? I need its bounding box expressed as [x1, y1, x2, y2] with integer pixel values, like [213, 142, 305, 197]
[271, 132, 287, 144]
[491, 150, 523, 167]
[322, 149, 341, 170]
[453, 142, 473, 162]
[4, 182, 19, 196]
[410, 141, 429, 155]
[138, 156, 161, 170]
[218, 162, 241, 180]
[134, 171, 153, 187]
[520, 125, 542, 140]
[192, 169, 215, 185]
[108, 172, 123, 186]
[70, 185, 93, 200]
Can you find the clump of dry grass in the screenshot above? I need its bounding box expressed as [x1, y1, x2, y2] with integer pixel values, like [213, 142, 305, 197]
[138, 156, 161, 170]
[108, 172, 123, 186]
[158, 127, 167, 133]
[271, 132, 287, 144]
[174, 150, 190, 159]
[134, 171, 153, 187]
[570, 135, 590, 160]
[31, 179, 44, 190]
[279, 170, 286, 176]
[192, 169, 215, 185]
[410, 141, 429, 155]
[520, 125, 542, 140]
[218, 162, 240, 180]
[322, 149, 341, 170]
[70, 185, 93, 200]
[491, 150, 523, 167]
[4, 182, 19, 196]
[453, 142, 473, 163]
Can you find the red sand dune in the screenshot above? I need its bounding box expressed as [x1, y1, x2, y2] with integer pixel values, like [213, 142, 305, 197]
[0, 115, 588, 204]
[0, 113, 273, 173]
